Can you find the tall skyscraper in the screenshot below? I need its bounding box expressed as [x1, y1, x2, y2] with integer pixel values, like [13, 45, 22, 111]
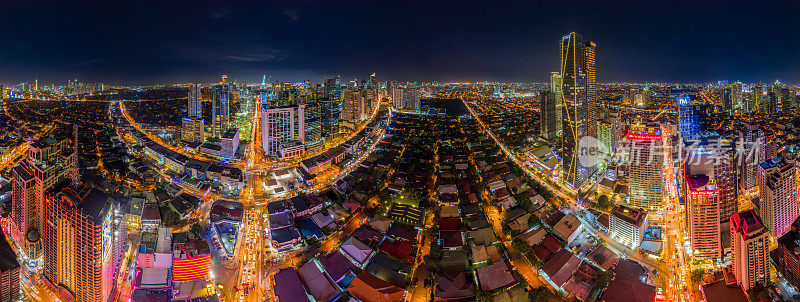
[212, 80, 231, 138]
[188, 83, 202, 118]
[626, 123, 664, 211]
[42, 181, 121, 302]
[0, 229, 20, 302]
[757, 157, 797, 236]
[751, 85, 763, 112]
[777, 218, 800, 289]
[321, 76, 342, 138]
[730, 209, 770, 292]
[739, 123, 766, 197]
[683, 132, 738, 222]
[560, 32, 597, 188]
[677, 96, 706, 139]
[731, 82, 743, 108]
[550, 72, 563, 137]
[685, 174, 721, 259]
[539, 90, 559, 141]
[10, 132, 78, 260]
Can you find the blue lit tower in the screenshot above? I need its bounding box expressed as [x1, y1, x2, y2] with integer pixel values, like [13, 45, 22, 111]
[678, 96, 707, 140]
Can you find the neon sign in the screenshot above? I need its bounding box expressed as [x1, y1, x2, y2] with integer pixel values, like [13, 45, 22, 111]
[690, 190, 719, 196]
[626, 132, 661, 140]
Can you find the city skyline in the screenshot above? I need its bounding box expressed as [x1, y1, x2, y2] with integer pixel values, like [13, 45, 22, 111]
[0, 0, 799, 84]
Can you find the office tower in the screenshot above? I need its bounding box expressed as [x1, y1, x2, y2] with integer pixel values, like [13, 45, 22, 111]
[212, 81, 230, 138]
[0, 230, 20, 302]
[181, 117, 204, 143]
[539, 90, 558, 140]
[321, 76, 342, 138]
[626, 123, 664, 211]
[757, 157, 797, 236]
[42, 181, 120, 302]
[731, 82, 743, 108]
[341, 88, 365, 131]
[550, 72, 563, 136]
[10, 133, 78, 260]
[722, 88, 733, 112]
[303, 100, 323, 152]
[751, 85, 763, 112]
[677, 96, 706, 139]
[730, 209, 770, 292]
[781, 88, 793, 110]
[609, 205, 649, 248]
[777, 218, 800, 289]
[684, 174, 721, 258]
[683, 132, 738, 222]
[560, 32, 597, 188]
[262, 104, 307, 156]
[739, 123, 766, 196]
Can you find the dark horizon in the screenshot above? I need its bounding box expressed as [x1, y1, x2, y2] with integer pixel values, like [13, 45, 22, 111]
[1, 0, 799, 85]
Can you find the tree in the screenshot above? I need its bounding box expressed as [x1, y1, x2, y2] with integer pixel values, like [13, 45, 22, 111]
[527, 214, 541, 227]
[597, 195, 612, 210]
[528, 287, 553, 302]
[690, 268, 705, 284]
[512, 237, 531, 255]
[594, 270, 612, 289]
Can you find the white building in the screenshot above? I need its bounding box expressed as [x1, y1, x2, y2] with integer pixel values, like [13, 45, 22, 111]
[220, 128, 240, 159]
[609, 205, 649, 248]
[262, 105, 306, 156]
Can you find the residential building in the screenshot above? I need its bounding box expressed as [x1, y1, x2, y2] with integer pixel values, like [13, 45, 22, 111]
[0, 230, 20, 302]
[757, 157, 797, 236]
[685, 174, 721, 259]
[626, 123, 663, 211]
[730, 209, 770, 292]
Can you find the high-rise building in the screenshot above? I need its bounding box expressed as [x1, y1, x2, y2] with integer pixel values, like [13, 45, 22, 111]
[560, 32, 597, 188]
[394, 86, 420, 112]
[730, 209, 770, 292]
[777, 218, 800, 289]
[731, 82, 743, 108]
[684, 174, 721, 259]
[212, 81, 230, 138]
[188, 83, 202, 118]
[0, 230, 20, 302]
[10, 132, 78, 260]
[757, 157, 797, 236]
[0, 85, 4, 100]
[42, 181, 121, 302]
[220, 128, 240, 159]
[678, 96, 706, 139]
[609, 205, 649, 248]
[550, 72, 563, 136]
[341, 88, 366, 131]
[625, 123, 664, 211]
[739, 123, 766, 197]
[302, 100, 324, 152]
[683, 132, 737, 222]
[539, 90, 559, 141]
[262, 104, 307, 156]
[751, 85, 763, 112]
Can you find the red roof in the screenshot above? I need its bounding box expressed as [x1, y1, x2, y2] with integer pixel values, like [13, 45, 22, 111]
[378, 240, 414, 263]
[439, 218, 462, 231]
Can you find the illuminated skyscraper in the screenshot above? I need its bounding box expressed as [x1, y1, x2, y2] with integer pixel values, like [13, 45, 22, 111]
[560, 32, 597, 188]
[683, 132, 737, 222]
[751, 85, 763, 112]
[10, 133, 78, 260]
[731, 82, 743, 108]
[322, 76, 342, 137]
[685, 174, 721, 259]
[188, 83, 202, 118]
[212, 81, 230, 138]
[677, 96, 706, 139]
[262, 104, 307, 156]
[0, 229, 20, 302]
[625, 123, 663, 211]
[550, 72, 563, 137]
[539, 90, 558, 141]
[757, 157, 797, 236]
[739, 123, 765, 197]
[42, 182, 121, 302]
[730, 209, 770, 292]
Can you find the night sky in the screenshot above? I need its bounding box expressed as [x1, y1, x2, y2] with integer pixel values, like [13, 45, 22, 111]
[1, 0, 799, 84]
